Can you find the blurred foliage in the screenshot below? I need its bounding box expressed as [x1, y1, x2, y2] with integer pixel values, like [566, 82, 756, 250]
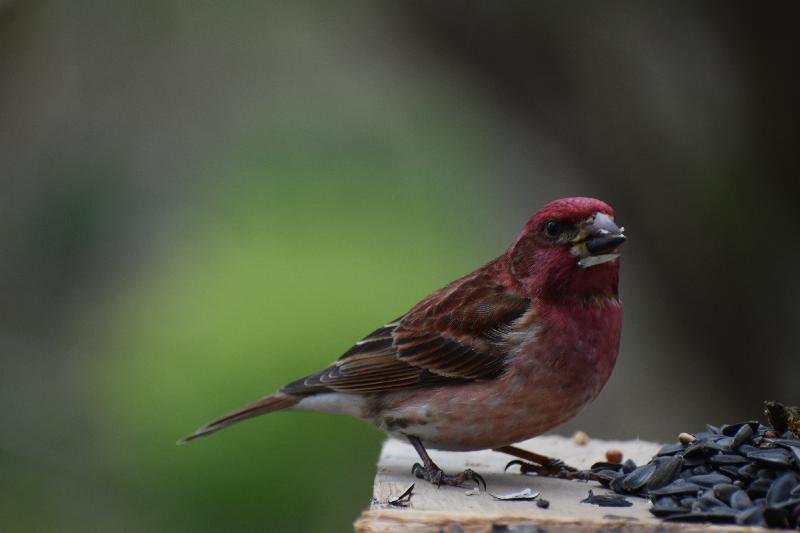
[84, 137, 496, 532]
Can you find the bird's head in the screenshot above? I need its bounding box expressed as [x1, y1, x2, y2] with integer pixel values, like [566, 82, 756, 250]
[509, 197, 625, 300]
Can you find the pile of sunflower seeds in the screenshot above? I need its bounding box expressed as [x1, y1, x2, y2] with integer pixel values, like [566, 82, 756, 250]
[590, 420, 800, 528]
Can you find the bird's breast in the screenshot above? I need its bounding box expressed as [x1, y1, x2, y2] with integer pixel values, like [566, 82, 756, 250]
[370, 297, 622, 451]
[511, 296, 622, 398]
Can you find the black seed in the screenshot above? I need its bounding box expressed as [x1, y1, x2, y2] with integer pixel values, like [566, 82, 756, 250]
[679, 496, 697, 508]
[767, 472, 800, 506]
[710, 454, 747, 465]
[717, 465, 742, 480]
[657, 442, 685, 456]
[730, 489, 752, 510]
[730, 423, 755, 450]
[789, 446, 800, 466]
[681, 455, 708, 468]
[590, 461, 624, 472]
[747, 448, 792, 467]
[650, 505, 689, 518]
[716, 437, 734, 450]
[738, 444, 759, 455]
[688, 473, 732, 488]
[766, 438, 800, 449]
[581, 490, 632, 507]
[736, 505, 765, 526]
[654, 496, 681, 508]
[720, 421, 759, 437]
[685, 440, 727, 457]
[694, 433, 722, 443]
[763, 506, 791, 528]
[631, 414, 800, 527]
[647, 455, 683, 490]
[593, 469, 623, 487]
[536, 498, 549, 509]
[696, 492, 729, 511]
[738, 462, 759, 479]
[713, 483, 740, 503]
[757, 468, 776, 480]
[774, 497, 800, 511]
[747, 478, 773, 497]
[609, 474, 626, 493]
[622, 463, 656, 492]
[621, 459, 637, 474]
[650, 480, 703, 497]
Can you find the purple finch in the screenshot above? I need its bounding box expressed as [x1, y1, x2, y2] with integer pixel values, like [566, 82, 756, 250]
[181, 197, 625, 487]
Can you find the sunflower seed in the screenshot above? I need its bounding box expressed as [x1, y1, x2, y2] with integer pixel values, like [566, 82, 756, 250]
[747, 448, 792, 467]
[650, 498, 689, 518]
[763, 506, 791, 528]
[713, 483, 741, 502]
[737, 462, 759, 479]
[621, 459, 637, 474]
[647, 455, 683, 490]
[595, 406, 800, 529]
[710, 453, 747, 465]
[650, 480, 702, 497]
[592, 469, 623, 487]
[621, 463, 656, 492]
[590, 461, 624, 472]
[721, 421, 759, 438]
[766, 472, 800, 506]
[581, 490, 632, 507]
[747, 478, 773, 497]
[688, 473, 732, 488]
[679, 496, 697, 508]
[717, 465, 742, 480]
[736, 505, 765, 526]
[696, 492, 728, 511]
[657, 442, 685, 456]
[730, 489, 752, 510]
[685, 440, 727, 457]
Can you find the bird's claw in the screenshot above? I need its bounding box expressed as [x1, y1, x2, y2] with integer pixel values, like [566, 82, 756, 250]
[504, 458, 585, 479]
[412, 462, 486, 490]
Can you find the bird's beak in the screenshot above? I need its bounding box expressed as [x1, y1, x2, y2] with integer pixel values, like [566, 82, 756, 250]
[571, 212, 626, 268]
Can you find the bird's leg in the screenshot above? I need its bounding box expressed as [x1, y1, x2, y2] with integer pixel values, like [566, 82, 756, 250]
[495, 445, 593, 480]
[408, 436, 486, 489]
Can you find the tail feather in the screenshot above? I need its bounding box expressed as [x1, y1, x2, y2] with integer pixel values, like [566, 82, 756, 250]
[178, 392, 299, 444]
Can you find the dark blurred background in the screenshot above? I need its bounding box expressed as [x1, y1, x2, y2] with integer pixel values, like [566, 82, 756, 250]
[2, 1, 798, 531]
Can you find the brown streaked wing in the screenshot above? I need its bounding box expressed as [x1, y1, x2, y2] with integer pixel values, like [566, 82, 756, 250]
[280, 281, 531, 395]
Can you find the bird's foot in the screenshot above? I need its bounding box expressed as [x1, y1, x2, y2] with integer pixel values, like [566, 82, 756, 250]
[505, 458, 592, 480]
[412, 462, 486, 489]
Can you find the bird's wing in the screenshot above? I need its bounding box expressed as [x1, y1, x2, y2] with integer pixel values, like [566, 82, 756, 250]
[281, 274, 531, 395]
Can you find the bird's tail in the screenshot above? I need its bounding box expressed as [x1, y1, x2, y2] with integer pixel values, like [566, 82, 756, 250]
[177, 392, 299, 444]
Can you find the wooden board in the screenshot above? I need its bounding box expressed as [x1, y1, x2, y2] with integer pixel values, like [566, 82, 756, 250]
[354, 435, 768, 532]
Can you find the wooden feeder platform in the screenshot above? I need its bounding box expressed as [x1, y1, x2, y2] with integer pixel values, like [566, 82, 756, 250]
[355, 435, 768, 532]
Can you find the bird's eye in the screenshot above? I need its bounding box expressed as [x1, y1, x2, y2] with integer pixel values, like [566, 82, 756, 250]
[544, 220, 561, 239]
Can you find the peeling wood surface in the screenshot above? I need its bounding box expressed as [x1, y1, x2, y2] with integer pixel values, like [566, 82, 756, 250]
[354, 435, 769, 532]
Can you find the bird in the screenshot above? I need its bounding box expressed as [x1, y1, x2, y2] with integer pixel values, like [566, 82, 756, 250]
[180, 197, 626, 488]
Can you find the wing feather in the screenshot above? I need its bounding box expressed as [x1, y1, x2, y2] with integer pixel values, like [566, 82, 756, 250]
[280, 270, 531, 396]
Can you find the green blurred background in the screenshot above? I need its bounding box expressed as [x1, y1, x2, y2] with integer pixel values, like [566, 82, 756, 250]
[2, 1, 798, 531]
